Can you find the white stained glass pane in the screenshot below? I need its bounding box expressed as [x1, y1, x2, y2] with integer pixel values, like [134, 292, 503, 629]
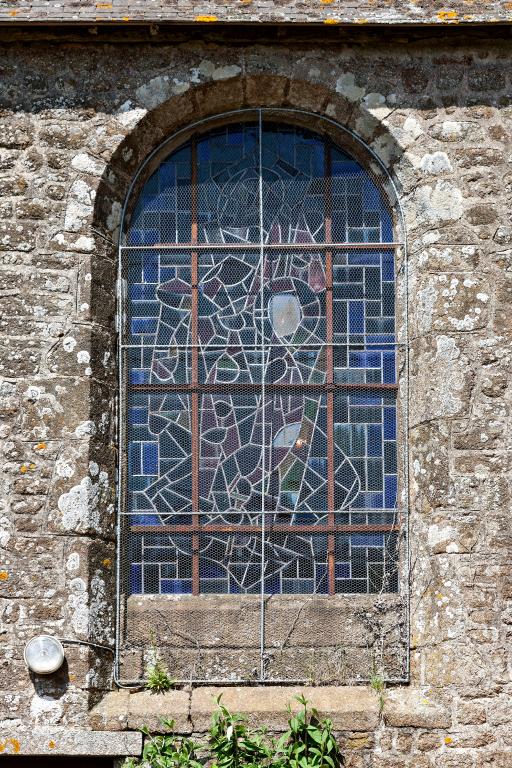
[269, 293, 302, 338]
[273, 422, 301, 448]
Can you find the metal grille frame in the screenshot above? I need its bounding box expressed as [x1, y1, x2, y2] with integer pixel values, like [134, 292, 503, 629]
[115, 108, 410, 687]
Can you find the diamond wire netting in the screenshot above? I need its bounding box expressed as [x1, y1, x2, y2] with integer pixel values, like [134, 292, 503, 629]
[116, 116, 408, 685]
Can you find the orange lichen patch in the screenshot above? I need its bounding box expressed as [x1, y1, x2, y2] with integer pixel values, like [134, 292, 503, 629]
[0, 571, 9, 581]
[102, 558, 112, 568]
[505, 2, 512, 8]
[96, 2, 112, 7]
[36, 442, 47, 450]
[0, 739, 20, 754]
[48, 740, 56, 750]
[437, 10, 458, 19]
[8, 10, 17, 16]
[194, 15, 218, 21]
[320, 0, 335, 5]
[20, 464, 28, 473]
[323, 17, 340, 23]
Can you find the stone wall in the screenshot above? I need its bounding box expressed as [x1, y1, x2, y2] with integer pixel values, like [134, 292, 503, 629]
[1, 0, 512, 26]
[0, 25, 511, 765]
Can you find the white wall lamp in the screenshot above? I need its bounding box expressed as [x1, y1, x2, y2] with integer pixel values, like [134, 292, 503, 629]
[24, 635, 65, 675]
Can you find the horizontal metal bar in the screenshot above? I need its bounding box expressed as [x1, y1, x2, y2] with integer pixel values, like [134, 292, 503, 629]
[121, 342, 404, 349]
[120, 242, 402, 252]
[130, 524, 399, 534]
[121, 508, 398, 516]
[128, 382, 398, 393]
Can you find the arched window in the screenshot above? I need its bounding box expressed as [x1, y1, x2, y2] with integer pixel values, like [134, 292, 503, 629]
[121, 117, 399, 600]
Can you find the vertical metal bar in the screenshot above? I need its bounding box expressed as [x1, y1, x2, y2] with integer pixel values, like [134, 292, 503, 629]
[114, 266, 125, 682]
[258, 110, 266, 681]
[324, 143, 336, 597]
[191, 137, 200, 596]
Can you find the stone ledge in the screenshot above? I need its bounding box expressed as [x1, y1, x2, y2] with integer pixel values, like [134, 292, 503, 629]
[90, 688, 191, 734]
[0, 728, 142, 756]
[91, 686, 380, 734]
[191, 686, 380, 732]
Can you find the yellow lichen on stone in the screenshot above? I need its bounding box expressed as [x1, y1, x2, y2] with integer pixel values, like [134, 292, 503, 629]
[195, 15, 218, 21]
[48, 740, 56, 750]
[36, 442, 47, 450]
[8, 9, 17, 15]
[320, 0, 335, 5]
[95, 3, 112, 7]
[437, 10, 458, 20]
[20, 464, 27, 473]
[323, 17, 340, 23]
[444, 736, 453, 745]
[102, 558, 112, 568]
[0, 739, 20, 754]
[346, 734, 370, 749]
[354, 17, 369, 23]
[0, 571, 9, 581]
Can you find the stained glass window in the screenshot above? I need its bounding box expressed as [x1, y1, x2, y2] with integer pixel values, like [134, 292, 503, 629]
[122, 121, 400, 597]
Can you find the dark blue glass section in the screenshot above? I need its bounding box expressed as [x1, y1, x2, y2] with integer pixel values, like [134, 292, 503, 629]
[384, 407, 397, 440]
[385, 475, 397, 508]
[352, 533, 384, 547]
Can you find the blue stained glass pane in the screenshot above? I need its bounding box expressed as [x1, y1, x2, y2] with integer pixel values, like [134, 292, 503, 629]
[130, 515, 160, 525]
[335, 562, 350, 578]
[132, 318, 158, 335]
[367, 425, 382, 457]
[130, 564, 142, 594]
[385, 475, 397, 508]
[129, 443, 142, 475]
[384, 407, 397, 440]
[383, 353, 396, 383]
[352, 533, 384, 547]
[161, 579, 192, 594]
[129, 369, 150, 385]
[349, 301, 364, 333]
[142, 443, 158, 474]
[381, 257, 395, 281]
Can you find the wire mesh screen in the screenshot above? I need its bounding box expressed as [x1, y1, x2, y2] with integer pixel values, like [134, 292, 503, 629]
[118, 115, 407, 684]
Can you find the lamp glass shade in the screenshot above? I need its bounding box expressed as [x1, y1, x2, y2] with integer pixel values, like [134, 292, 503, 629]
[24, 635, 65, 674]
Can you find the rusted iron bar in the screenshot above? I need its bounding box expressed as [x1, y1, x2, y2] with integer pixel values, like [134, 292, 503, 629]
[130, 523, 399, 534]
[121, 242, 401, 251]
[325, 143, 335, 596]
[190, 137, 200, 596]
[129, 382, 399, 393]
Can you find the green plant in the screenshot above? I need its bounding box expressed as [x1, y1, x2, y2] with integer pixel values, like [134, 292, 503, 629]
[209, 695, 274, 768]
[123, 719, 203, 768]
[276, 695, 343, 768]
[123, 695, 345, 768]
[144, 636, 174, 694]
[369, 667, 385, 714]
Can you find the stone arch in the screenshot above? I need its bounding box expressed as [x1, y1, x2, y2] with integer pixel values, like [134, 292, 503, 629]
[82, 72, 411, 689]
